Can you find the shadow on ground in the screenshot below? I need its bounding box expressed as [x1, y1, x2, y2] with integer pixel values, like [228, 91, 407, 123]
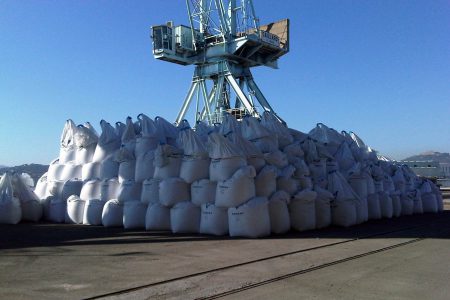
[1, 210, 449, 251]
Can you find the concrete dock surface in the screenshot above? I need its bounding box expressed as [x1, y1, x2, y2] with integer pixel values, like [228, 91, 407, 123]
[1, 205, 449, 300]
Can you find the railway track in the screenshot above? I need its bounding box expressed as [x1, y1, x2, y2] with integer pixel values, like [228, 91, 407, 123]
[85, 214, 449, 300]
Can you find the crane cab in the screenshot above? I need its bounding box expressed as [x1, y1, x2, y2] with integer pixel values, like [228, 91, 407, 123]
[151, 25, 174, 54]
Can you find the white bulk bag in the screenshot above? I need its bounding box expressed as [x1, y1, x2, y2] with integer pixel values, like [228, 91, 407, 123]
[80, 179, 101, 201]
[82, 162, 101, 181]
[41, 196, 52, 220]
[283, 142, 305, 159]
[120, 117, 137, 153]
[200, 204, 228, 236]
[74, 123, 98, 165]
[118, 160, 136, 183]
[0, 174, 22, 224]
[117, 180, 141, 203]
[308, 123, 342, 156]
[179, 156, 210, 184]
[260, 111, 294, 148]
[383, 175, 396, 195]
[115, 121, 126, 138]
[326, 160, 339, 173]
[135, 136, 159, 158]
[367, 193, 381, 220]
[331, 198, 357, 227]
[93, 120, 121, 163]
[289, 189, 317, 231]
[66, 195, 85, 224]
[141, 178, 160, 204]
[61, 162, 82, 181]
[209, 157, 247, 182]
[135, 150, 155, 183]
[309, 160, 326, 184]
[34, 173, 49, 199]
[159, 178, 190, 207]
[268, 191, 291, 234]
[348, 176, 368, 200]
[0, 196, 22, 225]
[155, 116, 179, 146]
[301, 138, 319, 163]
[327, 171, 357, 227]
[392, 168, 406, 194]
[99, 154, 119, 180]
[61, 179, 83, 201]
[191, 179, 216, 206]
[289, 128, 309, 143]
[354, 195, 368, 224]
[47, 180, 65, 199]
[216, 166, 256, 208]
[277, 177, 299, 196]
[135, 114, 158, 150]
[83, 199, 106, 225]
[11, 174, 42, 222]
[208, 132, 247, 181]
[247, 156, 266, 174]
[298, 176, 313, 190]
[153, 144, 183, 180]
[231, 134, 266, 173]
[20, 199, 42, 222]
[379, 192, 393, 218]
[254, 165, 277, 197]
[135, 113, 161, 152]
[170, 201, 201, 233]
[400, 193, 414, 216]
[145, 203, 171, 230]
[412, 190, 423, 214]
[100, 178, 120, 202]
[123, 201, 147, 229]
[241, 117, 278, 153]
[218, 113, 241, 136]
[47, 160, 65, 181]
[293, 159, 310, 177]
[420, 181, 433, 194]
[76, 144, 97, 165]
[178, 128, 210, 183]
[48, 197, 66, 223]
[102, 199, 124, 227]
[264, 151, 289, 169]
[240, 116, 272, 142]
[228, 197, 271, 238]
[374, 180, 384, 193]
[314, 186, 332, 229]
[334, 142, 356, 172]
[391, 194, 402, 217]
[194, 121, 211, 143]
[59, 119, 77, 164]
[422, 193, 438, 213]
[430, 183, 444, 212]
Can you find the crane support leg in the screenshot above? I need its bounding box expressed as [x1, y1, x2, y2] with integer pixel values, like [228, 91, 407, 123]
[226, 74, 257, 117]
[246, 77, 286, 124]
[175, 81, 199, 125]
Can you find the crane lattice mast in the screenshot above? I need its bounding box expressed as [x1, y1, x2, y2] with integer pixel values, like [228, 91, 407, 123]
[151, 0, 289, 125]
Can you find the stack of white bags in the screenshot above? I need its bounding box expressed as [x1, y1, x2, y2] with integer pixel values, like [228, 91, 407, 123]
[1, 113, 444, 238]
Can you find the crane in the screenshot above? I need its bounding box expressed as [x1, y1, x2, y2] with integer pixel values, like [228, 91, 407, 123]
[150, 0, 289, 125]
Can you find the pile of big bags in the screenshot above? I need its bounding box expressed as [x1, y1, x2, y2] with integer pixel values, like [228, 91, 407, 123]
[2, 113, 444, 238]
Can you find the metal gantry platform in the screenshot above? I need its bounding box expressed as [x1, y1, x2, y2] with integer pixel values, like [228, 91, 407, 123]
[151, 0, 290, 125]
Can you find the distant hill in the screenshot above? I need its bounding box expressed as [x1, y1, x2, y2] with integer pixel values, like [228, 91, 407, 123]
[0, 164, 49, 185]
[403, 151, 450, 163]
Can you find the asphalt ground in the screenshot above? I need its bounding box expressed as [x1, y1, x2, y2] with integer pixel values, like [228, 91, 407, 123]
[1, 204, 449, 300]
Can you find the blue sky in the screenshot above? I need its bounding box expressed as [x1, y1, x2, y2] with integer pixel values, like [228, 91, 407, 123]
[0, 0, 449, 166]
